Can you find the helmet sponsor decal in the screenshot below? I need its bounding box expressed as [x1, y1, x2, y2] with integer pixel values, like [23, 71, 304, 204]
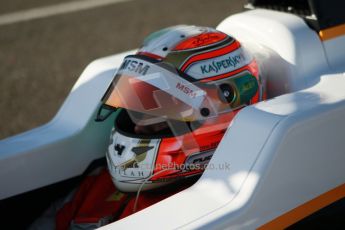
[185, 48, 250, 79]
[185, 150, 214, 171]
[114, 144, 125, 156]
[175, 82, 197, 98]
[119, 56, 206, 109]
[119, 59, 150, 75]
[107, 131, 160, 181]
[131, 145, 154, 156]
[117, 139, 152, 170]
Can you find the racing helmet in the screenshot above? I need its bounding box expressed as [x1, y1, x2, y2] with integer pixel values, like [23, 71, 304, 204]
[100, 25, 263, 192]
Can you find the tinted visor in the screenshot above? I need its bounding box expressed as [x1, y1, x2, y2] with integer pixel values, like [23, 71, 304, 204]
[102, 55, 258, 121]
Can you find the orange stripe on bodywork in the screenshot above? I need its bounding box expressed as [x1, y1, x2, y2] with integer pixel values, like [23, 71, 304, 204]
[258, 183, 345, 230]
[319, 24, 345, 41]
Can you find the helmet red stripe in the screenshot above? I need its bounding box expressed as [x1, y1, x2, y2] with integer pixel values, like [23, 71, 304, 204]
[180, 40, 241, 72]
[173, 32, 228, 51]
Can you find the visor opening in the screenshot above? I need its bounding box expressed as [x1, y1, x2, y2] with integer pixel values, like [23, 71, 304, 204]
[115, 109, 203, 139]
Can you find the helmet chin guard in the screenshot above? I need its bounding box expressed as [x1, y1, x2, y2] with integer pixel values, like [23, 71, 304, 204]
[107, 129, 174, 192]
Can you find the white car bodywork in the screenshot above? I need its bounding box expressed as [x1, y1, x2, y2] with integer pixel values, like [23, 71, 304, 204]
[1, 9, 345, 229]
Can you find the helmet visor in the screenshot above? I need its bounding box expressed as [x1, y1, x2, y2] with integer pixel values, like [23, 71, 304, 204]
[102, 55, 258, 121]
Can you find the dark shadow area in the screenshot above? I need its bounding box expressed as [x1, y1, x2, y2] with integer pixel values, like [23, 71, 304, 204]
[0, 158, 106, 229]
[288, 197, 345, 230]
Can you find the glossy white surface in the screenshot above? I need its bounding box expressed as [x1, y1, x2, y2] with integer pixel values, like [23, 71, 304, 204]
[322, 35, 345, 72]
[101, 74, 345, 229]
[217, 9, 330, 97]
[0, 50, 135, 199]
